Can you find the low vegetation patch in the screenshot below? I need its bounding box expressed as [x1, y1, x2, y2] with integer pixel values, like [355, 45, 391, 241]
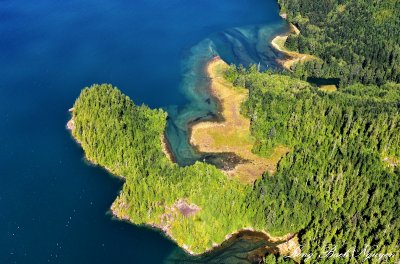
[191, 59, 289, 183]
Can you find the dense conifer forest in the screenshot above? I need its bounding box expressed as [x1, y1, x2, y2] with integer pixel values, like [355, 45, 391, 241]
[278, 0, 400, 86]
[226, 66, 400, 263]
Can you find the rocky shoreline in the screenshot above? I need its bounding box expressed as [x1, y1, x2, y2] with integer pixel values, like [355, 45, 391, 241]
[110, 193, 298, 258]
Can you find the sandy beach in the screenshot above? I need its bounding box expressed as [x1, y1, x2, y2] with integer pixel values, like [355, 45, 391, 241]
[271, 23, 318, 70]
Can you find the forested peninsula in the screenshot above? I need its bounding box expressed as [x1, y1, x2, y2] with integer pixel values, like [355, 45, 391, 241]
[68, 0, 400, 262]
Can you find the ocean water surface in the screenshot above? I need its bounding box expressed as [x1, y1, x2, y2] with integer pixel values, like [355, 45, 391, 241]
[0, 0, 287, 263]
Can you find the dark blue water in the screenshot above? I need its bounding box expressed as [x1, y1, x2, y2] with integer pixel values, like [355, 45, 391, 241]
[0, 0, 286, 263]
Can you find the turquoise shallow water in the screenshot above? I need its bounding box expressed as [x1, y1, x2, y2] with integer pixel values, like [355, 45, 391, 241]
[167, 23, 287, 165]
[0, 0, 287, 263]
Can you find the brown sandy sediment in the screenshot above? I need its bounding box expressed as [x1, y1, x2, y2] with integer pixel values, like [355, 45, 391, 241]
[66, 108, 79, 145]
[66, 108, 76, 131]
[383, 156, 400, 168]
[190, 58, 289, 183]
[194, 228, 299, 261]
[279, 12, 288, 19]
[160, 133, 176, 163]
[271, 20, 319, 70]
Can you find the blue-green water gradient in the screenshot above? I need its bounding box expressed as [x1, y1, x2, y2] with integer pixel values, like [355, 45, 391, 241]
[0, 0, 287, 263]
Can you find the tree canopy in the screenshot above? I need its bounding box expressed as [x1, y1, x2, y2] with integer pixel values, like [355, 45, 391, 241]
[278, 0, 400, 86]
[71, 72, 399, 262]
[228, 65, 400, 263]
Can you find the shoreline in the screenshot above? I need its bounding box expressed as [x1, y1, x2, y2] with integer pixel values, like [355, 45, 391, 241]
[68, 108, 175, 164]
[189, 58, 248, 176]
[186, 56, 226, 155]
[110, 197, 298, 258]
[271, 20, 317, 70]
[67, 71, 298, 260]
[189, 57, 289, 183]
[160, 132, 176, 163]
[66, 110, 126, 181]
[182, 58, 299, 257]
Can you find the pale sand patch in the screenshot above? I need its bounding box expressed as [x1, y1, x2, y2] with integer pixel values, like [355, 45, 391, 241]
[160, 133, 175, 163]
[383, 156, 400, 168]
[289, 23, 300, 36]
[190, 58, 289, 183]
[320, 84, 338, 92]
[271, 23, 319, 71]
[66, 118, 75, 131]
